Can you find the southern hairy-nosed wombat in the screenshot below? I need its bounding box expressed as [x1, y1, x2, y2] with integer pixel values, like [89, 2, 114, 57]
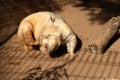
[18, 11, 77, 59]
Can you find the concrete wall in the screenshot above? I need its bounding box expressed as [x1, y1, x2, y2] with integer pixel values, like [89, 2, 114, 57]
[0, 0, 72, 44]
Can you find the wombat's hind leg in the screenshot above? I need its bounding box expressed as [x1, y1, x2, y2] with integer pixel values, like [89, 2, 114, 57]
[18, 21, 36, 51]
[18, 32, 26, 50]
[23, 25, 36, 51]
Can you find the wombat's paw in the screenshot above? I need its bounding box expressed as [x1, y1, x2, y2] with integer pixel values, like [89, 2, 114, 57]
[24, 46, 33, 51]
[30, 41, 39, 45]
[65, 53, 76, 61]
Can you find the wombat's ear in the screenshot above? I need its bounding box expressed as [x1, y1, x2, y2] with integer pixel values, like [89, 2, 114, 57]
[50, 16, 55, 23]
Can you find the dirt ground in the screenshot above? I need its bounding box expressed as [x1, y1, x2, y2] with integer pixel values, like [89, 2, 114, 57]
[0, 3, 120, 80]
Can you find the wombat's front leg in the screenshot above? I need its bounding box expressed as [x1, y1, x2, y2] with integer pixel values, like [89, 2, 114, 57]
[66, 36, 77, 60]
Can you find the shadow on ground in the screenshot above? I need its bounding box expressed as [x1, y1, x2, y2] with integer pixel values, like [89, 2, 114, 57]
[104, 34, 120, 53]
[18, 58, 75, 80]
[73, 0, 120, 24]
[50, 36, 82, 58]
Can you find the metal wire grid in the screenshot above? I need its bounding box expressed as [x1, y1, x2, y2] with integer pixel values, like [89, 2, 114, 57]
[0, 46, 120, 80]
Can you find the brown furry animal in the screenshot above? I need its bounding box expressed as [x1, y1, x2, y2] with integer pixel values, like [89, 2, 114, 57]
[18, 11, 77, 58]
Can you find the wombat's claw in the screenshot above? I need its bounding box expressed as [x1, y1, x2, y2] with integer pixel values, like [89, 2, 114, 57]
[52, 58, 56, 60]
[49, 56, 58, 60]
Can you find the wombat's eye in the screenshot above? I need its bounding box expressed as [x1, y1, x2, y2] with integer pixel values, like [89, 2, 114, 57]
[45, 35, 50, 39]
[41, 34, 50, 39]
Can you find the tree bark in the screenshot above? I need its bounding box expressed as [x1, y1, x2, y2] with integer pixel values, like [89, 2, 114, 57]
[89, 16, 120, 54]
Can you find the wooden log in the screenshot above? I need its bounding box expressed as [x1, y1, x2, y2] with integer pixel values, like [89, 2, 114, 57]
[88, 16, 120, 54]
